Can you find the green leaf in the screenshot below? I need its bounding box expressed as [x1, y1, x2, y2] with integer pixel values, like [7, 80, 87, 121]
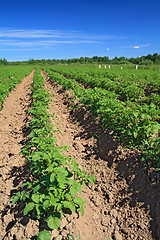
[32, 151, 42, 161]
[38, 231, 51, 240]
[11, 195, 19, 205]
[21, 181, 32, 188]
[78, 205, 84, 216]
[50, 172, 55, 182]
[70, 185, 78, 196]
[63, 201, 76, 213]
[127, 129, 132, 136]
[57, 203, 63, 212]
[43, 200, 50, 210]
[73, 197, 85, 206]
[33, 184, 41, 193]
[65, 193, 72, 201]
[23, 202, 35, 215]
[68, 234, 75, 240]
[47, 217, 60, 230]
[66, 178, 75, 185]
[133, 111, 138, 118]
[152, 124, 160, 136]
[88, 175, 96, 184]
[133, 131, 138, 139]
[36, 204, 41, 216]
[46, 166, 54, 172]
[155, 168, 160, 171]
[31, 193, 40, 203]
[56, 173, 66, 183]
[50, 197, 59, 206]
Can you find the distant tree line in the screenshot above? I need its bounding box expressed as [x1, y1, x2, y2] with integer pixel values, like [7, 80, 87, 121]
[0, 58, 8, 65]
[128, 53, 160, 65]
[0, 53, 160, 65]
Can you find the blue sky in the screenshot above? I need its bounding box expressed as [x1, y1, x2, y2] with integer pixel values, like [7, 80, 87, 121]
[0, 0, 159, 61]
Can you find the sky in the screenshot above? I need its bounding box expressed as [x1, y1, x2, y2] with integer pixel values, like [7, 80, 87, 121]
[0, 0, 159, 61]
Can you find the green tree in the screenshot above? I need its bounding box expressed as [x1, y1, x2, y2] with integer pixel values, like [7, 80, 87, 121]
[139, 59, 154, 65]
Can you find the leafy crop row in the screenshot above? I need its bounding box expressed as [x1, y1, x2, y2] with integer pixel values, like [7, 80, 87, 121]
[11, 68, 95, 239]
[43, 67, 160, 167]
[0, 66, 33, 110]
[56, 66, 160, 119]
[50, 66, 160, 107]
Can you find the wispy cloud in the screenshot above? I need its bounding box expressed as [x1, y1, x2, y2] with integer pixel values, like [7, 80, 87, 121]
[0, 47, 48, 51]
[0, 29, 65, 38]
[0, 39, 99, 50]
[118, 44, 150, 49]
[40, 40, 99, 44]
[0, 28, 123, 51]
[0, 28, 126, 59]
[0, 28, 122, 41]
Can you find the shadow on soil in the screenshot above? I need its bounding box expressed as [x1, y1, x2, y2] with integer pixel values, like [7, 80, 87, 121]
[1, 162, 32, 239]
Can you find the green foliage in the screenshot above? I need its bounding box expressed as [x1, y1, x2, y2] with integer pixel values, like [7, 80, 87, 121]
[47, 217, 60, 230]
[37, 231, 51, 240]
[44, 66, 160, 167]
[0, 66, 33, 110]
[139, 59, 154, 65]
[10, 67, 95, 239]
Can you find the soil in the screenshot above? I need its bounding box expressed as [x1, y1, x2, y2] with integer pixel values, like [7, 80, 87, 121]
[0, 69, 160, 240]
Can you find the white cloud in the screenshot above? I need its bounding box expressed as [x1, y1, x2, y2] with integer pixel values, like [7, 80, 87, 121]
[0, 39, 99, 50]
[0, 29, 122, 50]
[0, 28, 122, 41]
[0, 47, 47, 51]
[119, 44, 150, 49]
[106, 48, 110, 50]
[140, 44, 150, 47]
[40, 40, 98, 44]
[0, 29, 64, 38]
[0, 28, 123, 53]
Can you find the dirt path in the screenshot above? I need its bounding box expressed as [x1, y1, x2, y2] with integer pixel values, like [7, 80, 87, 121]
[0, 70, 40, 240]
[42, 70, 160, 240]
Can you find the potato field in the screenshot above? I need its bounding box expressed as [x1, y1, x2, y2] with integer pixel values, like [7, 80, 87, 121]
[0, 65, 160, 240]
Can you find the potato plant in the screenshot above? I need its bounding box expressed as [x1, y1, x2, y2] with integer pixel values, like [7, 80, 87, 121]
[44, 67, 160, 167]
[11, 68, 95, 238]
[0, 66, 33, 110]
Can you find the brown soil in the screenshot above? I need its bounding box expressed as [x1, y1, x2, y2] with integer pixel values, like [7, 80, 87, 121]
[0, 69, 160, 240]
[0, 70, 40, 240]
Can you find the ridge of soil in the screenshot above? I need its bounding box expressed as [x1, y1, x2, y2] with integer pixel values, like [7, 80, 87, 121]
[0, 68, 159, 240]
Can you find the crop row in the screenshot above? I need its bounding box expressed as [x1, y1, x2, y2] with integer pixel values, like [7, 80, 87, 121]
[43, 67, 160, 167]
[11, 68, 95, 239]
[0, 66, 24, 83]
[49, 66, 160, 108]
[50, 65, 160, 92]
[57, 67, 160, 117]
[0, 66, 34, 110]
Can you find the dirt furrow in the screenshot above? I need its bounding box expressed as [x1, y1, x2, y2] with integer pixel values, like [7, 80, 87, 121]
[0, 70, 40, 240]
[42, 70, 160, 240]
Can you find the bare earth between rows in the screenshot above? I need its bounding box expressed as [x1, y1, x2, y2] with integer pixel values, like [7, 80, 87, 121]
[0, 70, 160, 240]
